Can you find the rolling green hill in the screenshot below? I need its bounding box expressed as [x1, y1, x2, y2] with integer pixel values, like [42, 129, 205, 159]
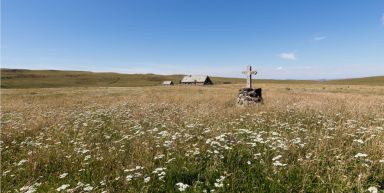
[1, 69, 248, 88]
[1, 69, 382, 88]
[326, 76, 384, 86]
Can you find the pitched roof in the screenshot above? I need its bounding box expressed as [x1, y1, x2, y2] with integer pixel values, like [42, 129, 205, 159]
[162, 81, 173, 84]
[181, 75, 210, 83]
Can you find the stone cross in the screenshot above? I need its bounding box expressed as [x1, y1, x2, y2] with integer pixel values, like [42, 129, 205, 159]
[242, 65, 257, 88]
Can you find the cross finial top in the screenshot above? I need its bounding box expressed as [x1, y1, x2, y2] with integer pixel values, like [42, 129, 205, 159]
[242, 64, 257, 88]
[242, 65, 257, 75]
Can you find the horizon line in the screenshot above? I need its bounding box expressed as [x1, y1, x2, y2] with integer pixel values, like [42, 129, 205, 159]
[1, 67, 383, 81]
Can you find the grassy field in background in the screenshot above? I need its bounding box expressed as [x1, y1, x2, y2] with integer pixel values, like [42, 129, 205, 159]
[326, 76, 384, 86]
[2, 69, 383, 89]
[0, 69, 337, 88]
[1, 69, 187, 88]
[1, 83, 384, 192]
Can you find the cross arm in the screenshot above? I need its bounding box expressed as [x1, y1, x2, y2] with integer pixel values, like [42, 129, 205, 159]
[242, 71, 257, 75]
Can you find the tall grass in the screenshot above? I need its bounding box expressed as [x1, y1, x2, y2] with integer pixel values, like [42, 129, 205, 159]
[1, 84, 384, 192]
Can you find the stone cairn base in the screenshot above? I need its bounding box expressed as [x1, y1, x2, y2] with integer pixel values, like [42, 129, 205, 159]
[236, 88, 263, 106]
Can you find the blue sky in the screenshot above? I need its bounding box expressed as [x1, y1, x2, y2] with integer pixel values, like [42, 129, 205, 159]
[2, 0, 384, 79]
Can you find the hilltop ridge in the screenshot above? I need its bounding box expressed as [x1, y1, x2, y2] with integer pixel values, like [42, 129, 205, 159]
[1, 69, 382, 88]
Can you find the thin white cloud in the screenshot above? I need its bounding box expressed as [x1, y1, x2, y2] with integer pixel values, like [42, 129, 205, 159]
[279, 52, 296, 60]
[313, 36, 326, 41]
[276, 66, 283, 70]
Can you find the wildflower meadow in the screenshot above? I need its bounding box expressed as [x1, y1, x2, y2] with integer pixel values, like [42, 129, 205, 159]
[1, 84, 384, 192]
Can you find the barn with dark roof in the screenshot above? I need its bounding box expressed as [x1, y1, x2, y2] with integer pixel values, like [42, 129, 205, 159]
[180, 75, 213, 85]
[162, 81, 174, 86]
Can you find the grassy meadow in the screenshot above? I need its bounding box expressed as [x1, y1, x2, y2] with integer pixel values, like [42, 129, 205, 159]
[1, 80, 384, 192]
[6, 69, 383, 89]
[0, 69, 247, 88]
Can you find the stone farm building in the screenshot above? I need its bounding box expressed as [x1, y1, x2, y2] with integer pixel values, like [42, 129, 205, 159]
[180, 75, 213, 85]
[162, 81, 174, 86]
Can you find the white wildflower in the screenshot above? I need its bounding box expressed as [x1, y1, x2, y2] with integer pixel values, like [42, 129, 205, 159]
[56, 184, 70, 191]
[176, 182, 189, 191]
[76, 181, 85, 187]
[152, 167, 166, 174]
[20, 183, 41, 193]
[254, 153, 261, 158]
[271, 132, 279, 136]
[158, 131, 169, 137]
[159, 171, 166, 180]
[273, 160, 287, 167]
[84, 155, 91, 161]
[166, 158, 175, 163]
[214, 176, 225, 188]
[83, 184, 93, 191]
[163, 140, 173, 148]
[2, 170, 11, 176]
[353, 139, 364, 144]
[144, 177, 151, 183]
[59, 173, 68, 179]
[18, 159, 28, 166]
[272, 155, 282, 161]
[25, 188, 37, 193]
[154, 154, 165, 160]
[354, 153, 368, 158]
[126, 175, 133, 181]
[79, 149, 89, 154]
[214, 182, 224, 188]
[368, 186, 378, 193]
[125, 165, 144, 172]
